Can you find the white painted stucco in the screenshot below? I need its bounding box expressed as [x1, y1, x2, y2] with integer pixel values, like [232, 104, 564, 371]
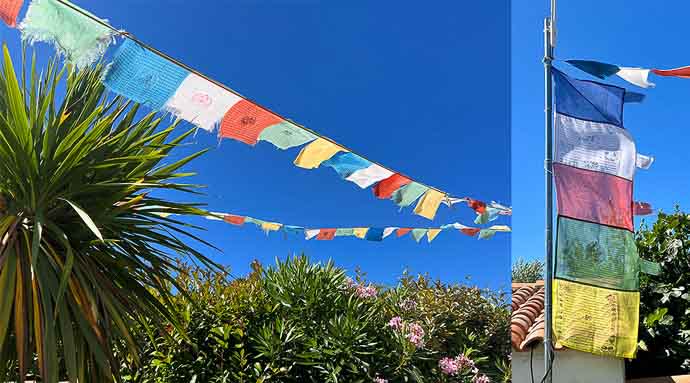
[512, 345, 625, 383]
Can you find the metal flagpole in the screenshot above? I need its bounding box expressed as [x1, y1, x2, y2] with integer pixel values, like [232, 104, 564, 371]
[543, 0, 556, 382]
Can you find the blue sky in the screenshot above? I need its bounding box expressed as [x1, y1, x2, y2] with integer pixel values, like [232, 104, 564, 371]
[513, 0, 690, 263]
[1, 1, 511, 289]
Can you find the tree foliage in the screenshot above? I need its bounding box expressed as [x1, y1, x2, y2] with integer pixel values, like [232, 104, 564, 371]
[117, 256, 511, 383]
[627, 209, 690, 378]
[511, 258, 544, 283]
[0, 46, 214, 382]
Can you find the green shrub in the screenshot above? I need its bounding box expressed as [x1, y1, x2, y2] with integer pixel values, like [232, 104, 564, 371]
[627, 209, 690, 378]
[117, 255, 510, 383]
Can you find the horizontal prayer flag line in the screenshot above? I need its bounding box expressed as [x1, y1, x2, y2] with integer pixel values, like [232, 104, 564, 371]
[200, 212, 511, 243]
[11, 0, 508, 220]
[565, 60, 655, 88]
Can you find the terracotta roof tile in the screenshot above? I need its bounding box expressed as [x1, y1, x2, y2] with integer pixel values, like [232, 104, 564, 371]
[512, 280, 553, 352]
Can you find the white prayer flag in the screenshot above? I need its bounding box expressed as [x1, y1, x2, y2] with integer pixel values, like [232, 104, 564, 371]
[165, 73, 242, 132]
[617, 68, 655, 89]
[555, 113, 637, 180]
[346, 164, 395, 188]
[636, 153, 654, 170]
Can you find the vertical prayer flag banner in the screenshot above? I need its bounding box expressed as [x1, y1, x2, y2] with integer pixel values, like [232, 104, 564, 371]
[555, 113, 636, 180]
[555, 217, 639, 291]
[20, 0, 116, 68]
[0, 0, 23, 27]
[165, 73, 242, 132]
[553, 279, 639, 359]
[104, 39, 189, 110]
[554, 163, 633, 231]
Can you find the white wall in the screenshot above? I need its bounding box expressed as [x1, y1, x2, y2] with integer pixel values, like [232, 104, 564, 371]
[512, 345, 625, 383]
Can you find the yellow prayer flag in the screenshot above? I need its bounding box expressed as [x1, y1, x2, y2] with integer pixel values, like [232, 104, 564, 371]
[353, 228, 369, 238]
[553, 279, 639, 359]
[427, 228, 442, 242]
[293, 138, 347, 169]
[488, 225, 511, 232]
[413, 189, 445, 220]
[261, 222, 282, 232]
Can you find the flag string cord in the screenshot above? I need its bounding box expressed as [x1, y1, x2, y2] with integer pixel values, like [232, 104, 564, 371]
[52, 0, 462, 200]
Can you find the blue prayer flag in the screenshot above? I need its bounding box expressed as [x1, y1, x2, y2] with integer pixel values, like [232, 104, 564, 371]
[364, 227, 385, 241]
[553, 68, 625, 127]
[321, 152, 372, 179]
[104, 39, 189, 110]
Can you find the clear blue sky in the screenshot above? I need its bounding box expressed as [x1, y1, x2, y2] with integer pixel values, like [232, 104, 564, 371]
[513, 0, 690, 263]
[1, 1, 511, 289]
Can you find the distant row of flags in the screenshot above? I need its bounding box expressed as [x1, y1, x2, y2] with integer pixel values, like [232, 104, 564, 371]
[0, 0, 512, 224]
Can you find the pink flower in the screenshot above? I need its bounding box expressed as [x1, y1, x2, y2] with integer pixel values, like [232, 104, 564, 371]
[400, 298, 417, 311]
[355, 284, 378, 298]
[456, 354, 476, 370]
[473, 374, 490, 383]
[373, 377, 388, 383]
[406, 323, 425, 347]
[388, 316, 403, 330]
[344, 277, 355, 289]
[439, 357, 460, 376]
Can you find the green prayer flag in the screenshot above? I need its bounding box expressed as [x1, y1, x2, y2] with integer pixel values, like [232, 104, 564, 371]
[392, 182, 429, 207]
[411, 228, 428, 243]
[19, 0, 116, 68]
[555, 217, 639, 291]
[258, 121, 318, 150]
[335, 228, 354, 236]
[640, 259, 661, 276]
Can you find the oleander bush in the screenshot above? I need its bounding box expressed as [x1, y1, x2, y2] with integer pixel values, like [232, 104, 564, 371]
[627, 209, 690, 378]
[116, 255, 510, 383]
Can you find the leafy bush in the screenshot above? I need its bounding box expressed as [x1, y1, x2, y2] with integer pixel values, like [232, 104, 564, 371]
[511, 258, 544, 283]
[117, 255, 510, 383]
[627, 209, 690, 378]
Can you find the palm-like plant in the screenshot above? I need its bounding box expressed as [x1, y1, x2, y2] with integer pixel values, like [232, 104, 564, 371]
[0, 45, 216, 382]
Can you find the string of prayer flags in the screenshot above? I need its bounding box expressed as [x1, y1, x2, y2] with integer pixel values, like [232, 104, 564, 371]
[104, 39, 189, 110]
[565, 60, 655, 88]
[19, 0, 116, 68]
[205, 213, 510, 242]
[6, 0, 506, 219]
[552, 68, 659, 360]
[0, 0, 23, 27]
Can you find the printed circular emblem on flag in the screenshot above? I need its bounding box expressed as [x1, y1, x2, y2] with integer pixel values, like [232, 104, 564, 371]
[220, 99, 284, 145]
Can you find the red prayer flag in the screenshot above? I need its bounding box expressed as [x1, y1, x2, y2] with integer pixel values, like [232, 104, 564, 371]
[0, 0, 22, 27]
[224, 214, 246, 225]
[220, 99, 283, 145]
[373, 173, 412, 199]
[467, 198, 487, 214]
[554, 163, 633, 231]
[460, 228, 480, 237]
[316, 228, 336, 240]
[633, 202, 653, 216]
[396, 228, 413, 237]
[652, 66, 690, 79]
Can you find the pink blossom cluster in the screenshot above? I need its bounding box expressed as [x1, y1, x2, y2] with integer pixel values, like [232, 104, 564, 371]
[373, 377, 388, 383]
[438, 353, 488, 382]
[399, 298, 417, 311]
[356, 284, 378, 299]
[387, 316, 425, 348]
[406, 323, 425, 347]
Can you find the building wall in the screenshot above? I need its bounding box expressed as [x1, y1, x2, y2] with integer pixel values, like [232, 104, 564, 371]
[512, 345, 625, 383]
